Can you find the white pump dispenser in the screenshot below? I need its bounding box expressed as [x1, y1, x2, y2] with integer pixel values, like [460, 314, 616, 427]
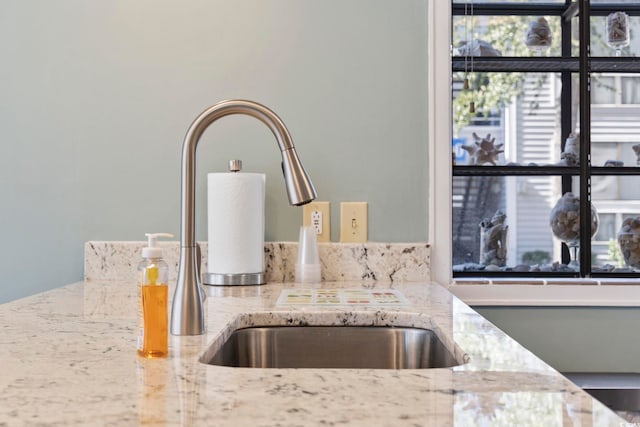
[142, 233, 173, 259]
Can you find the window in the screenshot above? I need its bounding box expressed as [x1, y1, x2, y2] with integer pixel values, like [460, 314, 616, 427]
[450, 1, 640, 279]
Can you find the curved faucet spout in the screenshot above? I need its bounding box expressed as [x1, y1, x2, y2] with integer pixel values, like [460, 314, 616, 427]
[170, 99, 317, 336]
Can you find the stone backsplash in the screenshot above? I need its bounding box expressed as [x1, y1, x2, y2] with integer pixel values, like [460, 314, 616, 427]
[84, 241, 431, 283]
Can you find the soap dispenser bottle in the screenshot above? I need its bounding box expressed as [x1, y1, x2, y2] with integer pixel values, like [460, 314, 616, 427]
[137, 233, 173, 358]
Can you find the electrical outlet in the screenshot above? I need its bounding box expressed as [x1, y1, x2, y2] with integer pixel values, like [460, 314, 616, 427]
[340, 202, 368, 243]
[302, 201, 331, 242]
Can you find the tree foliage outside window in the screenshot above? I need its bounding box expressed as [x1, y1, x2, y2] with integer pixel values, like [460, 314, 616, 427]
[453, 16, 561, 133]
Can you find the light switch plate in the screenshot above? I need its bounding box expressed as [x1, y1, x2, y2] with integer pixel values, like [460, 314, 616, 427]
[303, 201, 331, 242]
[340, 202, 368, 243]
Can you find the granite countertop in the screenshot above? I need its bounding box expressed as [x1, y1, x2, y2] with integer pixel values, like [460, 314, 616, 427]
[0, 280, 626, 426]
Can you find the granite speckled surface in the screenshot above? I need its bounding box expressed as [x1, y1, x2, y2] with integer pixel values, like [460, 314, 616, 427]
[84, 241, 431, 283]
[0, 279, 626, 426]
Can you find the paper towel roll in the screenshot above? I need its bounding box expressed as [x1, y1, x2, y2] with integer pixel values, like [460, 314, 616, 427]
[207, 172, 265, 275]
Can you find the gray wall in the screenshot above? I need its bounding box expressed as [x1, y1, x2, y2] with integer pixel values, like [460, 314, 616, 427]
[0, 0, 429, 303]
[476, 307, 640, 373]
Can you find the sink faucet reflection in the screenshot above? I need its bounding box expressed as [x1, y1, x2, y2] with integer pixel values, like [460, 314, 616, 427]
[170, 100, 317, 336]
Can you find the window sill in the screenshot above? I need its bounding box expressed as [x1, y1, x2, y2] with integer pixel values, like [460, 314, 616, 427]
[449, 281, 640, 307]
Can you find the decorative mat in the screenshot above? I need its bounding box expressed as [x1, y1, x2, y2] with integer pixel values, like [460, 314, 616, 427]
[276, 289, 409, 306]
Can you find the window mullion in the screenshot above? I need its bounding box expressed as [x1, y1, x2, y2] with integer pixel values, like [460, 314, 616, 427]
[578, 0, 592, 277]
[560, 0, 574, 266]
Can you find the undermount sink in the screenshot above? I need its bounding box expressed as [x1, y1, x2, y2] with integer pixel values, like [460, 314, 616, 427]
[201, 326, 464, 369]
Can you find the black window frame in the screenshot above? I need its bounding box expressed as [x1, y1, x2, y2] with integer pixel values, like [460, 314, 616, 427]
[451, 0, 640, 279]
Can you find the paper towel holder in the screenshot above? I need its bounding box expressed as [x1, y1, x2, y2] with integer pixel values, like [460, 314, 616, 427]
[171, 99, 317, 336]
[203, 159, 265, 287]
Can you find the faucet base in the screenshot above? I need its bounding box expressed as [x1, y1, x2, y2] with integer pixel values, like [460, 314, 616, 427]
[203, 272, 265, 286]
[171, 246, 206, 336]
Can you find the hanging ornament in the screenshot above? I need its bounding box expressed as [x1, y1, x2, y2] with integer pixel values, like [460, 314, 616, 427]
[525, 17, 552, 55]
[606, 11, 630, 57]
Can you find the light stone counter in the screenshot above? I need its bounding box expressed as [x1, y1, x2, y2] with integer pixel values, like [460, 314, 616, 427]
[0, 279, 627, 426]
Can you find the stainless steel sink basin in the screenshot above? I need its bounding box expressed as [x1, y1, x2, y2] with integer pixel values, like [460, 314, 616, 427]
[202, 326, 464, 369]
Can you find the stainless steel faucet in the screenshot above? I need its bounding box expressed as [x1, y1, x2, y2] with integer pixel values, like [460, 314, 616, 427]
[170, 99, 317, 336]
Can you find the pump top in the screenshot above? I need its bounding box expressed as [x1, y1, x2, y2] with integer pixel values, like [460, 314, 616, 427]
[142, 233, 174, 258]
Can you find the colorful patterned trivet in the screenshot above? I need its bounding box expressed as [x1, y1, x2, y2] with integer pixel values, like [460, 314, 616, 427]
[276, 289, 409, 306]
